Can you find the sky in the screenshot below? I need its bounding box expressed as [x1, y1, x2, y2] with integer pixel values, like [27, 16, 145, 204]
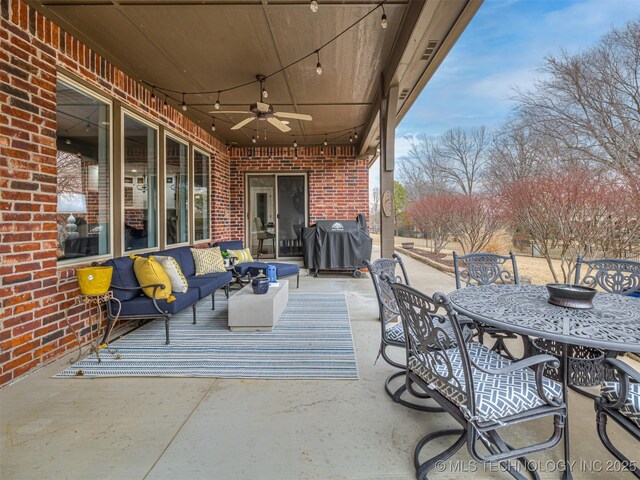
[370, 0, 640, 194]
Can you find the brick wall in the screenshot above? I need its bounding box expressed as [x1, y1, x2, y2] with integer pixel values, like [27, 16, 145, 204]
[229, 146, 369, 241]
[0, 0, 231, 385]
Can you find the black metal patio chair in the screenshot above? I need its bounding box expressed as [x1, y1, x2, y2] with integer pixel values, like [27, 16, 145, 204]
[453, 251, 525, 359]
[595, 358, 640, 479]
[574, 256, 640, 388]
[389, 282, 567, 480]
[364, 254, 473, 411]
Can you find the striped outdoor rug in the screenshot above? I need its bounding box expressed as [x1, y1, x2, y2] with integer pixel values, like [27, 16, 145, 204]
[56, 293, 358, 379]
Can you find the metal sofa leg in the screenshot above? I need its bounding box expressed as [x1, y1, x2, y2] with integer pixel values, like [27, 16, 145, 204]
[225, 284, 230, 298]
[164, 317, 170, 345]
[297, 272, 299, 288]
[192, 304, 197, 325]
[211, 290, 216, 310]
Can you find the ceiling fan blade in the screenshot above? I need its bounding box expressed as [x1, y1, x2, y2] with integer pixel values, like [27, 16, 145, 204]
[267, 117, 291, 133]
[274, 111, 312, 121]
[256, 102, 270, 113]
[230, 117, 256, 130]
[208, 110, 252, 114]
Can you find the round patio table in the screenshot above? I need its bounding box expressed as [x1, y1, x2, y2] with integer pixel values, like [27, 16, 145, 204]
[448, 284, 640, 480]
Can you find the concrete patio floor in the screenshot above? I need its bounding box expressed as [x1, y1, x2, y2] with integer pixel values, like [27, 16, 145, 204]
[1, 248, 638, 479]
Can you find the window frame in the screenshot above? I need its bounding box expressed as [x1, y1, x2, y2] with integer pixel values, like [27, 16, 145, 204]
[192, 146, 212, 244]
[56, 73, 114, 266]
[164, 131, 191, 248]
[121, 108, 160, 255]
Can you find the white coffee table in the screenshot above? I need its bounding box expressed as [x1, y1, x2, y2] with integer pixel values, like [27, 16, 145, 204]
[228, 279, 289, 331]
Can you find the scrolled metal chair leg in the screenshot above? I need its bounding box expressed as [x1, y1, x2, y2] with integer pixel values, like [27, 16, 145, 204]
[595, 408, 640, 479]
[413, 428, 466, 480]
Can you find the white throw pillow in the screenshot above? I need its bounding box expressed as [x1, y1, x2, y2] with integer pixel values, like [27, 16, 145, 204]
[155, 255, 189, 293]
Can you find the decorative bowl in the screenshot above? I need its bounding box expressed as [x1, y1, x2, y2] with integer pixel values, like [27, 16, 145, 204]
[546, 283, 597, 309]
[252, 276, 270, 295]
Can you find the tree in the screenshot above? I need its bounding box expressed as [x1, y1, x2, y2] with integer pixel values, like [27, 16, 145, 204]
[499, 170, 640, 283]
[447, 194, 502, 254]
[370, 187, 380, 233]
[515, 20, 640, 186]
[398, 134, 448, 200]
[393, 180, 408, 233]
[406, 193, 455, 253]
[432, 126, 490, 196]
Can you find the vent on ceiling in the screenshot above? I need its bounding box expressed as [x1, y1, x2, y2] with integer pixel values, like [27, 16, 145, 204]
[398, 88, 410, 100]
[421, 40, 439, 60]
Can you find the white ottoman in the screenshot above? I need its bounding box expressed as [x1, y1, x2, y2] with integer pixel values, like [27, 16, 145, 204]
[228, 279, 289, 331]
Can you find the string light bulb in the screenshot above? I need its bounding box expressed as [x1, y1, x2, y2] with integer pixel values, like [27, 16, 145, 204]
[293, 139, 298, 148]
[262, 86, 268, 99]
[323, 136, 328, 146]
[150, 87, 155, 100]
[310, 0, 318, 12]
[214, 92, 221, 110]
[380, 5, 388, 29]
[349, 133, 353, 143]
[354, 131, 358, 140]
[252, 136, 257, 144]
[211, 118, 216, 132]
[315, 50, 323, 75]
[181, 93, 187, 112]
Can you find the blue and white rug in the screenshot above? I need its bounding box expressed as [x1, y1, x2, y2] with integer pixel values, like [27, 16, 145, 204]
[56, 293, 358, 380]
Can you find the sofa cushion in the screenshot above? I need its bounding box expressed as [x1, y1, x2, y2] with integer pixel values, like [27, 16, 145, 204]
[227, 247, 254, 264]
[155, 256, 189, 293]
[234, 261, 268, 276]
[114, 287, 200, 316]
[133, 256, 174, 301]
[103, 256, 141, 301]
[191, 247, 226, 275]
[161, 246, 196, 277]
[187, 271, 233, 298]
[213, 240, 244, 253]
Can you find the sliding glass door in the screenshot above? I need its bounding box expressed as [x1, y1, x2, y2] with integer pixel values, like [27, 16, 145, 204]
[247, 174, 307, 259]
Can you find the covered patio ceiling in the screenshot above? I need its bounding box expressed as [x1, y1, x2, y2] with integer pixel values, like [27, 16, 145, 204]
[28, 0, 481, 152]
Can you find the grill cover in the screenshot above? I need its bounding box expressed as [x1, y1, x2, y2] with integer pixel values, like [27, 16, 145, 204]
[303, 215, 372, 271]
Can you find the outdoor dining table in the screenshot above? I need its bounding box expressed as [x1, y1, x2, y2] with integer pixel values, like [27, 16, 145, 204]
[448, 284, 640, 480]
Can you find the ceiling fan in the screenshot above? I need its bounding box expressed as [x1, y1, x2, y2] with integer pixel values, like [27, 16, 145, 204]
[209, 75, 312, 133]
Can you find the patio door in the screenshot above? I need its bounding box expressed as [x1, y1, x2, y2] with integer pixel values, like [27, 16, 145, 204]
[247, 173, 307, 259]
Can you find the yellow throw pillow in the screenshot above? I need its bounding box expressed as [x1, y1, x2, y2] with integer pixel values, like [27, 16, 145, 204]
[191, 247, 226, 275]
[131, 255, 175, 302]
[227, 248, 254, 264]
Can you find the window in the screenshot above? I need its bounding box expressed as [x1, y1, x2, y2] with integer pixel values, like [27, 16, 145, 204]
[56, 79, 111, 262]
[166, 136, 189, 245]
[123, 113, 158, 251]
[193, 150, 210, 242]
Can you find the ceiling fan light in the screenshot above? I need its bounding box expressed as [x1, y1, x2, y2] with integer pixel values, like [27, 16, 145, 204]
[310, 0, 318, 12]
[262, 88, 268, 99]
[316, 62, 323, 75]
[381, 14, 388, 29]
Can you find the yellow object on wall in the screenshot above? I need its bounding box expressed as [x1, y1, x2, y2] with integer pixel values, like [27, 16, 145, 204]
[77, 266, 113, 295]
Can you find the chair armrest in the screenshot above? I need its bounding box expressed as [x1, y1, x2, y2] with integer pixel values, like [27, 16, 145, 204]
[606, 358, 640, 383]
[471, 353, 563, 407]
[602, 358, 640, 410]
[472, 353, 560, 375]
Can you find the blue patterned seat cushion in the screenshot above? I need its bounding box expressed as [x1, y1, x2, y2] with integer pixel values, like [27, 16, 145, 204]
[601, 381, 640, 428]
[409, 342, 562, 423]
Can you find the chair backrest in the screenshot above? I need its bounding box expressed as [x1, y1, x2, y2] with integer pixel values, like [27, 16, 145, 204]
[254, 217, 265, 231]
[364, 254, 410, 329]
[453, 251, 520, 289]
[390, 282, 474, 415]
[574, 256, 640, 296]
[212, 240, 244, 253]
